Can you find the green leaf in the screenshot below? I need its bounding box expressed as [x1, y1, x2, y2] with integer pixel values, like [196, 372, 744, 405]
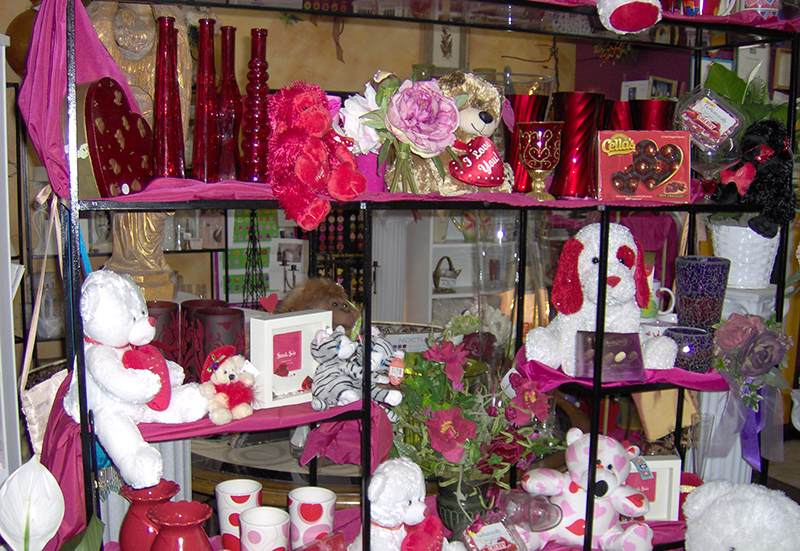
[762, 368, 790, 389]
[60, 515, 104, 551]
[431, 156, 446, 181]
[704, 62, 747, 104]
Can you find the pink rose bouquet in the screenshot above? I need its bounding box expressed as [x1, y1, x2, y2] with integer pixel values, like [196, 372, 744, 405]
[338, 70, 461, 193]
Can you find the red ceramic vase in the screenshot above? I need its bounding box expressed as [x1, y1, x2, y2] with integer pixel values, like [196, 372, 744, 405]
[147, 301, 180, 363]
[192, 18, 220, 183]
[119, 479, 180, 551]
[217, 26, 243, 182]
[240, 28, 270, 183]
[147, 500, 213, 551]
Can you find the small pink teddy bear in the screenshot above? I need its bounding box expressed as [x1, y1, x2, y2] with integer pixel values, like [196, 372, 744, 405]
[519, 428, 653, 551]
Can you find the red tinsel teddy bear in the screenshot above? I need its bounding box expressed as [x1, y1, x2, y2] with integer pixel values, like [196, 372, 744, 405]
[267, 81, 367, 230]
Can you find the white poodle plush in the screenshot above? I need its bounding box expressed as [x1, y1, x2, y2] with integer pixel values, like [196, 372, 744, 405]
[348, 457, 465, 551]
[63, 269, 208, 489]
[683, 480, 800, 551]
[199, 346, 257, 425]
[525, 223, 677, 376]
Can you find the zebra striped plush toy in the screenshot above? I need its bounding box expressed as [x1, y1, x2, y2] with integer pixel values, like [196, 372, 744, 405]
[310, 326, 403, 421]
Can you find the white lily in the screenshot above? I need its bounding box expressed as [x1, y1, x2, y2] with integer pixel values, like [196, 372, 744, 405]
[0, 455, 65, 551]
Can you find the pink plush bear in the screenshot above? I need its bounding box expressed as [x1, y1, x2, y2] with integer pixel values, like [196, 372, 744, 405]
[267, 81, 367, 231]
[519, 428, 653, 551]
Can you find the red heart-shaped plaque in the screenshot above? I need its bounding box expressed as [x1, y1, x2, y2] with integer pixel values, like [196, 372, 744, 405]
[84, 77, 154, 197]
[448, 136, 504, 187]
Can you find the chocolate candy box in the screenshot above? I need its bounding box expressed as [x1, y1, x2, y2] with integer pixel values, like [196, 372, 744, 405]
[597, 131, 691, 203]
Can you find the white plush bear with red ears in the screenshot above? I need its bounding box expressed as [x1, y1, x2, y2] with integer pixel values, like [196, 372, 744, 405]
[525, 223, 677, 376]
[63, 269, 208, 489]
[519, 428, 653, 551]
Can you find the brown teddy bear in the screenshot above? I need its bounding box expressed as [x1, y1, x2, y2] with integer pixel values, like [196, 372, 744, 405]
[386, 71, 513, 195]
[275, 278, 361, 336]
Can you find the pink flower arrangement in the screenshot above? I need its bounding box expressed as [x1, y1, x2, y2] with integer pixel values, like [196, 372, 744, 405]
[713, 313, 793, 411]
[392, 340, 562, 488]
[338, 70, 461, 193]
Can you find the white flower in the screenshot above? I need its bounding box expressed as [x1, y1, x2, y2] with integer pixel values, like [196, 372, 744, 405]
[0, 456, 65, 551]
[340, 84, 381, 155]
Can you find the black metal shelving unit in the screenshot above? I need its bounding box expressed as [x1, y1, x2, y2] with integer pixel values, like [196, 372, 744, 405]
[56, 1, 799, 550]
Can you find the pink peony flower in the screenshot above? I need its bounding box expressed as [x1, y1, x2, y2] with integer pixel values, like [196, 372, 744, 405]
[715, 313, 765, 354]
[510, 377, 552, 425]
[425, 408, 477, 463]
[386, 80, 459, 158]
[424, 341, 467, 388]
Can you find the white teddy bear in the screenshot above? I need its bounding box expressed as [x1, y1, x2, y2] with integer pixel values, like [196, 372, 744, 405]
[683, 479, 800, 551]
[198, 346, 257, 425]
[63, 269, 208, 489]
[525, 223, 677, 376]
[348, 457, 466, 551]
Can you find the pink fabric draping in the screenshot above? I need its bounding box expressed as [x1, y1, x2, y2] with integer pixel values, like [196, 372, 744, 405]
[18, 0, 140, 199]
[618, 212, 679, 289]
[299, 402, 394, 473]
[514, 349, 730, 392]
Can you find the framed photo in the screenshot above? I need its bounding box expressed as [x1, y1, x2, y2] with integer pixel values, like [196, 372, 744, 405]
[620, 80, 649, 101]
[625, 454, 682, 521]
[773, 48, 792, 90]
[250, 309, 333, 409]
[648, 76, 678, 99]
[424, 24, 468, 75]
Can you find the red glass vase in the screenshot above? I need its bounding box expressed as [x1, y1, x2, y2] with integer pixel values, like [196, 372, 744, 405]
[154, 16, 185, 178]
[146, 300, 180, 363]
[504, 94, 550, 193]
[147, 501, 213, 551]
[192, 18, 219, 183]
[180, 299, 227, 383]
[550, 91, 605, 198]
[119, 479, 180, 551]
[217, 26, 243, 182]
[240, 28, 270, 183]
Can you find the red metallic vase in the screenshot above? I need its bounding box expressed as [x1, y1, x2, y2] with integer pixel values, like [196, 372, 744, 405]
[550, 91, 605, 198]
[180, 299, 228, 382]
[147, 501, 213, 551]
[192, 18, 219, 183]
[240, 28, 270, 183]
[119, 479, 180, 551]
[505, 94, 550, 193]
[154, 17, 185, 178]
[217, 26, 243, 181]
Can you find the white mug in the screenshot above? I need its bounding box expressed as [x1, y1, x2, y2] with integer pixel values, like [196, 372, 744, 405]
[642, 277, 675, 319]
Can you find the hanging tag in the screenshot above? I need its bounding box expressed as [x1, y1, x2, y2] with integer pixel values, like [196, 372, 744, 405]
[389, 356, 404, 385]
[632, 456, 653, 480]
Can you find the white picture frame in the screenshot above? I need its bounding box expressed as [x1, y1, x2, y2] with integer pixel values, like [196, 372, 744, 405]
[625, 453, 682, 521]
[424, 24, 468, 75]
[620, 80, 649, 101]
[250, 309, 332, 410]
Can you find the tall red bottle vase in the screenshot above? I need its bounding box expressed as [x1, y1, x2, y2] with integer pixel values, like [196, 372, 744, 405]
[240, 28, 270, 183]
[217, 26, 243, 182]
[146, 300, 180, 363]
[119, 479, 180, 551]
[550, 91, 605, 198]
[504, 94, 550, 193]
[180, 298, 227, 383]
[192, 18, 220, 183]
[154, 16, 185, 178]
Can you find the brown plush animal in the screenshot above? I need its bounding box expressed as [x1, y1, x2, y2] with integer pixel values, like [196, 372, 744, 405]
[276, 278, 361, 335]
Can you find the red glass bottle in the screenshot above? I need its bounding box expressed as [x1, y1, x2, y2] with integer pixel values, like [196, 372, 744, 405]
[192, 18, 219, 183]
[240, 28, 270, 183]
[154, 16, 185, 178]
[217, 26, 243, 181]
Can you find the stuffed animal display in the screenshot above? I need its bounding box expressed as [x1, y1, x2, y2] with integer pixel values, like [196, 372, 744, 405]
[525, 223, 677, 376]
[62, 269, 208, 489]
[713, 118, 795, 239]
[267, 81, 367, 231]
[386, 71, 513, 196]
[275, 277, 361, 336]
[683, 479, 800, 551]
[199, 345, 257, 425]
[519, 428, 653, 551]
[309, 326, 403, 421]
[348, 457, 466, 551]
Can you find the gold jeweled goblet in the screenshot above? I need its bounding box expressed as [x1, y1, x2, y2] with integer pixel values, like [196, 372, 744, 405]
[517, 121, 564, 201]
